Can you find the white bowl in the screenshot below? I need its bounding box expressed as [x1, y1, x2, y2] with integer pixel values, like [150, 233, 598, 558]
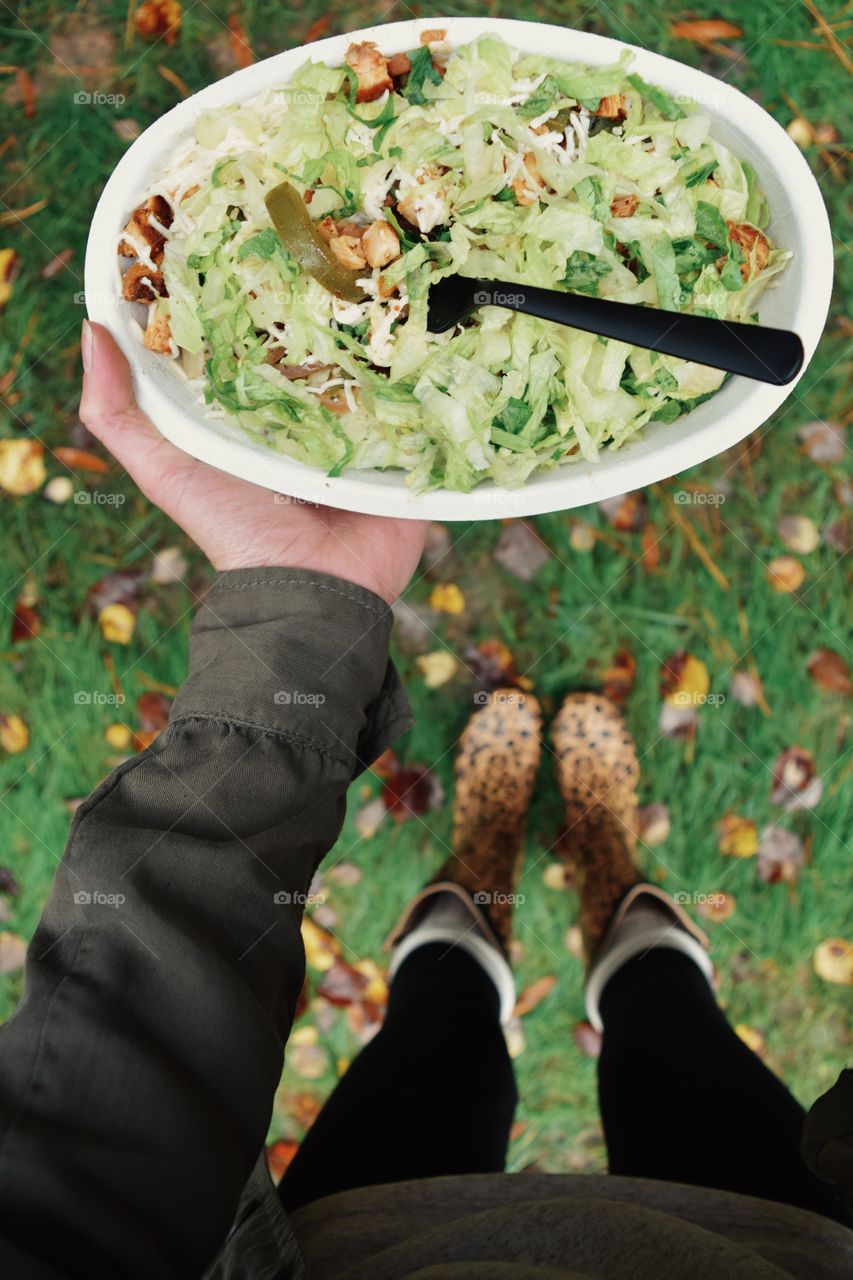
[85, 17, 833, 521]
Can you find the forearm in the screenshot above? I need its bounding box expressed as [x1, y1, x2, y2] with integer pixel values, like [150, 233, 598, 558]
[0, 568, 411, 1279]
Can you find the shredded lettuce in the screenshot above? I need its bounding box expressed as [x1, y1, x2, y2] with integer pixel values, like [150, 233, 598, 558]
[143, 33, 787, 493]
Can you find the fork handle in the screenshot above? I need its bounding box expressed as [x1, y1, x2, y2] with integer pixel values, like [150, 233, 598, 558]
[478, 280, 803, 386]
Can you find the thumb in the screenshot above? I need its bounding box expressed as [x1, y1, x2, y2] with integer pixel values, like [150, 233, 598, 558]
[79, 320, 198, 498]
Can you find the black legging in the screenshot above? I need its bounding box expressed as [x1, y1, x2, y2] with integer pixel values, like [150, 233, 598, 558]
[279, 941, 848, 1224]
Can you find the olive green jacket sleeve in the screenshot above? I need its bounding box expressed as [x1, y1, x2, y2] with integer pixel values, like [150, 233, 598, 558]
[0, 568, 412, 1280]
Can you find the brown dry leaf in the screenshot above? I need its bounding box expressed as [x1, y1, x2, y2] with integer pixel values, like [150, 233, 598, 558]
[822, 516, 851, 554]
[304, 14, 332, 43]
[671, 19, 742, 43]
[266, 1140, 298, 1183]
[381, 760, 444, 820]
[573, 1020, 602, 1058]
[0, 248, 20, 307]
[54, 446, 109, 473]
[86, 568, 147, 615]
[0, 714, 28, 754]
[797, 420, 846, 464]
[0, 930, 27, 974]
[637, 803, 670, 847]
[730, 670, 765, 708]
[465, 639, 519, 688]
[757, 825, 805, 884]
[735, 1024, 766, 1057]
[770, 746, 823, 811]
[0, 439, 46, 494]
[766, 555, 804, 594]
[514, 973, 557, 1017]
[718, 813, 758, 858]
[135, 0, 182, 45]
[429, 582, 465, 615]
[777, 514, 819, 555]
[415, 650, 458, 689]
[660, 651, 710, 707]
[317, 960, 370, 1007]
[813, 939, 853, 986]
[641, 522, 661, 571]
[696, 891, 736, 923]
[11, 599, 41, 643]
[137, 691, 172, 732]
[602, 648, 636, 703]
[98, 603, 135, 645]
[40, 248, 73, 279]
[494, 521, 552, 581]
[806, 648, 852, 696]
[597, 491, 647, 531]
[227, 14, 254, 68]
[0, 867, 20, 896]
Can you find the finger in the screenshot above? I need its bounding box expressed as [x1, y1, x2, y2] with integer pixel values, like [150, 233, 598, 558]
[79, 320, 199, 497]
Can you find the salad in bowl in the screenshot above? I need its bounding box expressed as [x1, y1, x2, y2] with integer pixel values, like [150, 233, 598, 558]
[115, 28, 791, 496]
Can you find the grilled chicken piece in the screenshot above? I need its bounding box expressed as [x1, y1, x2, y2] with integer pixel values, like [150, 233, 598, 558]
[727, 222, 770, 280]
[121, 262, 167, 303]
[610, 194, 639, 218]
[143, 306, 172, 353]
[512, 152, 544, 206]
[362, 219, 401, 268]
[118, 194, 174, 263]
[594, 94, 627, 120]
[345, 41, 393, 104]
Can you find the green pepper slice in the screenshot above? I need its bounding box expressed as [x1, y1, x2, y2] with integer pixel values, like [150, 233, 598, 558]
[264, 181, 366, 303]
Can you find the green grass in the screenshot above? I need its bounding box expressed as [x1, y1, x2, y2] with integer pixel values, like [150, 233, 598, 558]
[1, 1, 851, 1173]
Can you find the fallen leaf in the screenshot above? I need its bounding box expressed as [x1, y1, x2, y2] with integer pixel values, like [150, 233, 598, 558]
[757, 825, 805, 884]
[569, 520, 596, 552]
[660, 651, 710, 706]
[813, 939, 853, 986]
[0, 714, 28, 754]
[770, 746, 823, 811]
[0, 868, 20, 896]
[786, 118, 814, 148]
[304, 14, 332, 43]
[718, 813, 758, 858]
[11, 599, 41, 643]
[227, 14, 254, 68]
[40, 248, 73, 279]
[149, 546, 188, 584]
[429, 582, 465, 614]
[266, 1140, 298, 1182]
[658, 701, 698, 739]
[542, 863, 568, 890]
[514, 973, 557, 1017]
[301, 917, 340, 972]
[504, 1013, 525, 1057]
[381, 762, 444, 819]
[602, 649, 636, 703]
[766, 556, 804, 594]
[564, 924, 584, 960]
[573, 1020, 602, 1058]
[735, 1024, 766, 1057]
[43, 476, 74, 504]
[0, 439, 45, 494]
[98, 603, 135, 645]
[671, 19, 742, 43]
[637, 803, 670, 847]
[54, 446, 109, 473]
[806, 648, 852, 696]
[696, 891, 736, 923]
[135, 0, 182, 45]
[317, 960, 370, 1007]
[415, 650, 458, 689]
[326, 862, 362, 887]
[797, 420, 847, 464]
[730, 670, 765, 708]
[597, 491, 647, 531]
[464, 639, 519, 688]
[312, 904, 338, 930]
[289, 1042, 328, 1079]
[286, 1091, 323, 1129]
[0, 248, 19, 308]
[494, 521, 552, 581]
[354, 796, 386, 838]
[641, 522, 661, 571]
[12, 66, 36, 118]
[87, 569, 147, 615]
[104, 723, 132, 750]
[822, 516, 851, 554]
[777, 514, 819, 555]
[137, 691, 172, 732]
[0, 931, 26, 974]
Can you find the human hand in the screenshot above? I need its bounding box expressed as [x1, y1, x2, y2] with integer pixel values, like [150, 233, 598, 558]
[79, 322, 428, 604]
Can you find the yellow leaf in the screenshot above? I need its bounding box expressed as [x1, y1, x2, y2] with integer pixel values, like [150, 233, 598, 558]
[542, 863, 567, 890]
[429, 582, 465, 614]
[0, 713, 28, 754]
[98, 602, 136, 644]
[415, 650, 458, 689]
[104, 723, 132, 750]
[766, 556, 805, 594]
[289, 1024, 318, 1046]
[301, 916, 339, 972]
[735, 1024, 765, 1056]
[0, 248, 18, 307]
[813, 938, 853, 986]
[0, 439, 46, 495]
[718, 812, 758, 858]
[664, 653, 710, 706]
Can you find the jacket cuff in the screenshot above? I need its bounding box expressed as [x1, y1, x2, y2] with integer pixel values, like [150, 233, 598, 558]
[170, 567, 412, 772]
